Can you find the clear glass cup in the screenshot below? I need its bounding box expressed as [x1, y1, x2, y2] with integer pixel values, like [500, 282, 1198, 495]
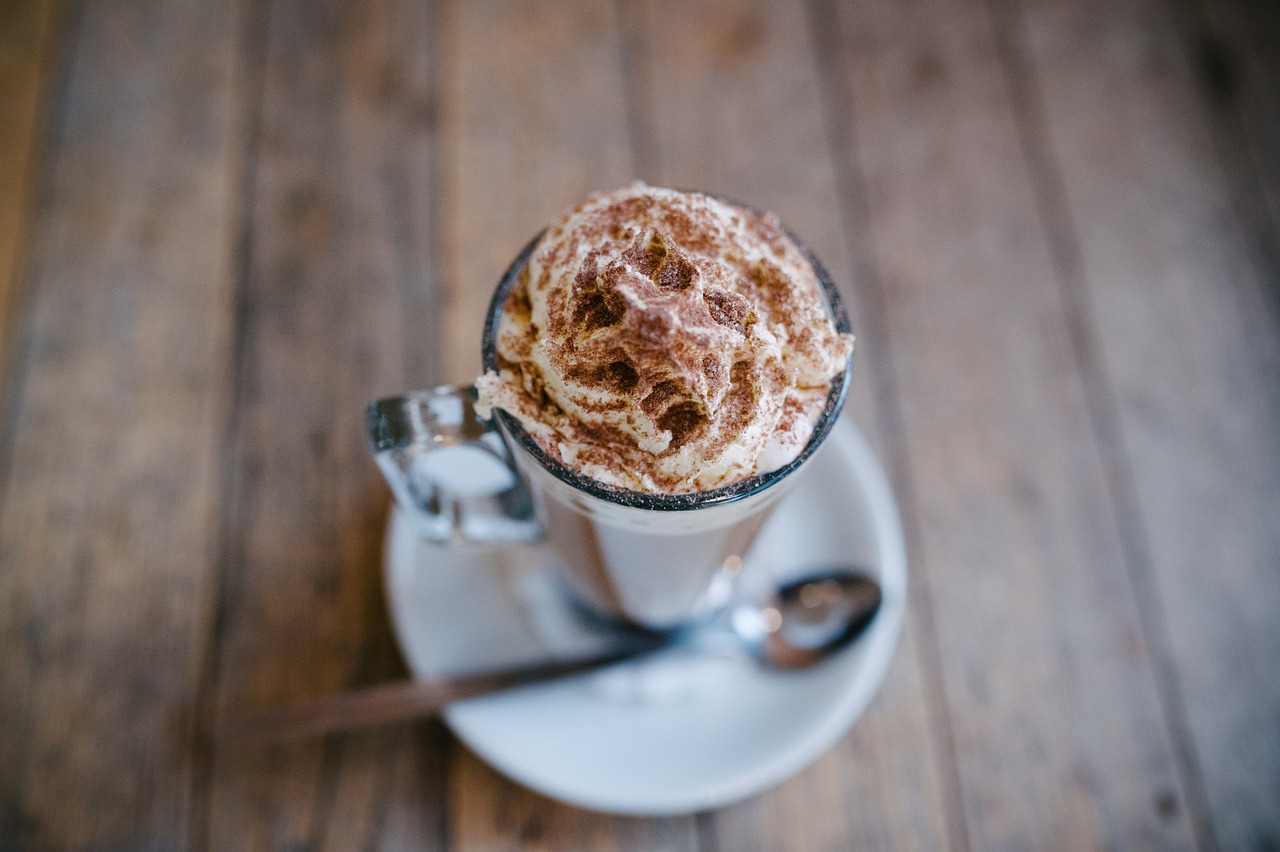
[368, 228, 853, 632]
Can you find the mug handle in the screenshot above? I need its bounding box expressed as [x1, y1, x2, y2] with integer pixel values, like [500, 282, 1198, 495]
[366, 385, 542, 544]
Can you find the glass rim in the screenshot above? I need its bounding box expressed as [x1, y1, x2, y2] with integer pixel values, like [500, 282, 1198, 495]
[480, 206, 854, 513]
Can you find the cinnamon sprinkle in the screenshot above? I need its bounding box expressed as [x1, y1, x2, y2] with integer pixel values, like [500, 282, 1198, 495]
[475, 183, 853, 494]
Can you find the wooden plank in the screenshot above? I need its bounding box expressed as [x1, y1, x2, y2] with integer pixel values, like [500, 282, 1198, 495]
[434, 0, 692, 848]
[437, 0, 728, 846]
[438, 0, 638, 384]
[821, 0, 1205, 847]
[452, 749, 698, 852]
[0, 0, 66, 380]
[201, 0, 450, 848]
[629, 0, 957, 848]
[0, 0, 246, 847]
[999, 0, 1280, 846]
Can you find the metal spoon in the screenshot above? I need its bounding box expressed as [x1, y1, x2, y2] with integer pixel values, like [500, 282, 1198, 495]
[213, 570, 882, 745]
[730, 571, 883, 669]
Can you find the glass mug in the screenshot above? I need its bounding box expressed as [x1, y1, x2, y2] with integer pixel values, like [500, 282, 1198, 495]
[368, 230, 853, 632]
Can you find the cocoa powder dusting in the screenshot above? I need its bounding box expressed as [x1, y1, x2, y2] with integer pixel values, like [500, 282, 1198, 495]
[477, 183, 853, 494]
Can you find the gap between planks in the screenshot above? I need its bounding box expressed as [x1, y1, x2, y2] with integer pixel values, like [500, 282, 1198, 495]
[804, 1, 974, 850]
[185, 0, 273, 848]
[984, 1, 1219, 849]
[0, 0, 76, 543]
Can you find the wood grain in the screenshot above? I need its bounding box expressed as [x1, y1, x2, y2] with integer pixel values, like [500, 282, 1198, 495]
[629, 0, 956, 848]
[434, 0, 687, 848]
[1187, 0, 1280, 292]
[822, 0, 1205, 847]
[4, 0, 1279, 847]
[200, 0, 449, 849]
[452, 749, 699, 852]
[0, 0, 66, 382]
[0, 0, 245, 847]
[438, 0, 638, 384]
[1000, 0, 1280, 845]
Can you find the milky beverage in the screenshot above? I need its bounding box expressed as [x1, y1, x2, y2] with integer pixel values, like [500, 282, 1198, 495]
[476, 184, 853, 629]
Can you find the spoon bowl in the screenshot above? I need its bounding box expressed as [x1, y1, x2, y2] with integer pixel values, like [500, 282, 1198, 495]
[725, 571, 883, 670]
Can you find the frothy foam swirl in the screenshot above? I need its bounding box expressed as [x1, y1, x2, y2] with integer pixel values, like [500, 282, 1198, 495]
[476, 183, 854, 494]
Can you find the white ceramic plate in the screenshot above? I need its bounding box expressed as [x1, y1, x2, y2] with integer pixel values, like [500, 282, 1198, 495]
[385, 417, 906, 815]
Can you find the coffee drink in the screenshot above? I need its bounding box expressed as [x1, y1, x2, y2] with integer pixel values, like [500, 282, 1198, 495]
[476, 183, 853, 496]
[456, 184, 854, 629]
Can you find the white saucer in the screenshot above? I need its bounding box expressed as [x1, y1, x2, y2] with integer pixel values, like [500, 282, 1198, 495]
[384, 417, 906, 816]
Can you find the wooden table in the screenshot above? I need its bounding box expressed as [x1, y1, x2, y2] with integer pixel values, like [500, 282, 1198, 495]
[2, 0, 1277, 848]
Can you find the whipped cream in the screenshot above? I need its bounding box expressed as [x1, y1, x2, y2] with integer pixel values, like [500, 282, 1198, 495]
[476, 183, 853, 494]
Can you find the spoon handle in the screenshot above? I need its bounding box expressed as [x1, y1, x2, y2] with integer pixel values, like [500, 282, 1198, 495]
[212, 647, 654, 745]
